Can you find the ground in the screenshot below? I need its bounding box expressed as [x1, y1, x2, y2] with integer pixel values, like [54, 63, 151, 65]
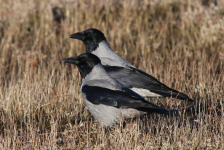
[0, 0, 223, 149]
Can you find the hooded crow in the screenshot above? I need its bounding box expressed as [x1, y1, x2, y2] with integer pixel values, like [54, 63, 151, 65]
[63, 53, 177, 127]
[69, 28, 193, 101]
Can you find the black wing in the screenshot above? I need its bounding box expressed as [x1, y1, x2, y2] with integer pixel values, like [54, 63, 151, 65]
[104, 65, 193, 101]
[82, 85, 176, 114]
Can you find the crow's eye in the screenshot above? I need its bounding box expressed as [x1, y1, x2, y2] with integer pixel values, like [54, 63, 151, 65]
[87, 33, 91, 37]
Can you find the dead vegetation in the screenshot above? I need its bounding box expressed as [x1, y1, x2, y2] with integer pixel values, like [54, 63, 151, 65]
[0, 0, 223, 149]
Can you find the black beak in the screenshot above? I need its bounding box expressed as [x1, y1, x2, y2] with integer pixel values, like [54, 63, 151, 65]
[63, 57, 79, 65]
[69, 32, 85, 40]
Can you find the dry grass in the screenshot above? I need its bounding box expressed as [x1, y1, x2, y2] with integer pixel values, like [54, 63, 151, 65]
[0, 0, 224, 149]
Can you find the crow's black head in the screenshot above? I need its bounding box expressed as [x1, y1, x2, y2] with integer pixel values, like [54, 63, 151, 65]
[69, 28, 106, 53]
[63, 53, 101, 78]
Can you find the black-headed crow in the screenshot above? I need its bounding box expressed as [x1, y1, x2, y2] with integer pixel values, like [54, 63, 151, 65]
[63, 53, 177, 127]
[69, 29, 193, 102]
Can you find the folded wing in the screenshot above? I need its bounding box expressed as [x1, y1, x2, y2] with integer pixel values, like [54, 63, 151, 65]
[82, 85, 177, 114]
[104, 65, 193, 101]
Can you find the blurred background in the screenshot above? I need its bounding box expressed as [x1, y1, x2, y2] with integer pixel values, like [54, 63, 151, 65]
[0, 0, 224, 149]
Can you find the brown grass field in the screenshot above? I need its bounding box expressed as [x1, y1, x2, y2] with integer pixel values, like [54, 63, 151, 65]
[0, 0, 224, 149]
